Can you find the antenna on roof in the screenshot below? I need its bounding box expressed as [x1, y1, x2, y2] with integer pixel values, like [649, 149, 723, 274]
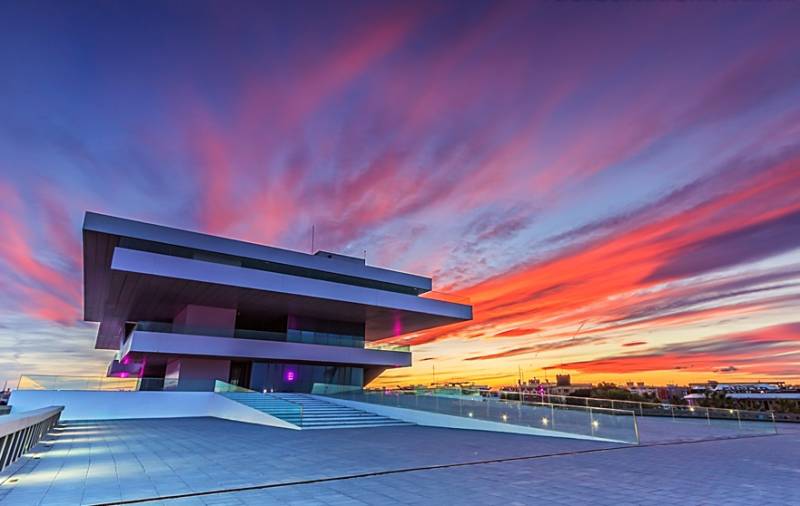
[311, 224, 316, 253]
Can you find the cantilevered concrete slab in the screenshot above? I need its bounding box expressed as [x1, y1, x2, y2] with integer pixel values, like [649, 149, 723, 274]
[83, 212, 471, 350]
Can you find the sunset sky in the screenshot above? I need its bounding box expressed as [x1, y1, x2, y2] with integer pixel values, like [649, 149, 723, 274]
[1, 1, 799, 389]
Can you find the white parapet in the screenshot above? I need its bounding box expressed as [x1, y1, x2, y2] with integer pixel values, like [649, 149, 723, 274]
[8, 390, 299, 430]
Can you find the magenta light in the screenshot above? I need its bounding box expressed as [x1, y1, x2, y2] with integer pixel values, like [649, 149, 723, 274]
[138, 356, 147, 378]
[121, 356, 131, 365]
[285, 369, 296, 382]
[119, 372, 130, 378]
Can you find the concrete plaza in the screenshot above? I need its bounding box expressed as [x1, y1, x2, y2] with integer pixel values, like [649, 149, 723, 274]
[0, 417, 797, 505]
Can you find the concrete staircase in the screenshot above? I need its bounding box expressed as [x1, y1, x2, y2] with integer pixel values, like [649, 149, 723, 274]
[221, 392, 411, 429]
[221, 391, 304, 425]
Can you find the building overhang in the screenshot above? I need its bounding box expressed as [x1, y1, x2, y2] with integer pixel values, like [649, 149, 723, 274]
[84, 212, 472, 350]
[84, 212, 432, 315]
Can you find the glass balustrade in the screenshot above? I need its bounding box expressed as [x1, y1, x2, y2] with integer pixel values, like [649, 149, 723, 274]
[17, 375, 239, 392]
[131, 321, 410, 352]
[320, 386, 640, 444]
[538, 393, 777, 434]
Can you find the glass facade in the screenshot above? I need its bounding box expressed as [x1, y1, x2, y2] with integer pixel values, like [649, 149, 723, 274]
[286, 329, 364, 348]
[136, 322, 368, 348]
[249, 362, 364, 393]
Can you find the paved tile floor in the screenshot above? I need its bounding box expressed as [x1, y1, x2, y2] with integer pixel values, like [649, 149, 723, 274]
[0, 417, 797, 505]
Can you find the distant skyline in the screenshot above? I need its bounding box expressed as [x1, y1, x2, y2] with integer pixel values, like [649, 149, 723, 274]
[1, 1, 799, 388]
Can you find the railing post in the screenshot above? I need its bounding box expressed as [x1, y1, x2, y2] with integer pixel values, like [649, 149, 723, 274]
[12, 429, 25, 462]
[22, 425, 36, 453]
[10, 430, 22, 467]
[589, 407, 595, 437]
[0, 435, 8, 472]
[18, 427, 30, 456]
[736, 410, 742, 429]
[2, 431, 19, 467]
[0, 433, 13, 471]
[27, 424, 36, 451]
[706, 408, 711, 425]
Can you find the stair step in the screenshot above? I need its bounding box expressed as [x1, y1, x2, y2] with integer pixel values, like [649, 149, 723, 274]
[302, 423, 413, 429]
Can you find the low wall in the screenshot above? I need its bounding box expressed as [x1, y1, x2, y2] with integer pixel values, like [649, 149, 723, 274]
[314, 395, 619, 442]
[8, 390, 299, 430]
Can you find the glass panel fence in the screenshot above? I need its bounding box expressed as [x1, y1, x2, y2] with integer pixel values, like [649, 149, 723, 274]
[539, 393, 777, 434]
[17, 375, 239, 393]
[17, 375, 141, 391]
[322, 387, 639, 444]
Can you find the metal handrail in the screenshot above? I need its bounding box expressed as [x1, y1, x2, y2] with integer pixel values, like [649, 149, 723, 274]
[375, 387, 640, 417]
[0, 406, 62, 472]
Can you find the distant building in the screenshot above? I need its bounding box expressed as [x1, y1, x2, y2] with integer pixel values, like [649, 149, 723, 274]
[684, 380, 799, 411]
[625, 381, 658, 397]
[513, 376, 593, 397]
[656, 385, 688, 402]
[688, 381, 786, 394]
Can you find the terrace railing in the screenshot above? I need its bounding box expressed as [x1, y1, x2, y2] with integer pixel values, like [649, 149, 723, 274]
[17, 375, 241, 392]
[320, 386, 640, 444]
[0, 406, 62, 472]
[502, 391, 778, 435]
[18, 374, 141, 392]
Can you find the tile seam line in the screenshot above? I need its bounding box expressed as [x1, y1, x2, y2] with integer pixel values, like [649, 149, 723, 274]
[87, 432, 781, 506]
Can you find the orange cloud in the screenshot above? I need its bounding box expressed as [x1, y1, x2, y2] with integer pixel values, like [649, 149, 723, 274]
[545, 322, 800, 377]
[396, 149, 800, 354]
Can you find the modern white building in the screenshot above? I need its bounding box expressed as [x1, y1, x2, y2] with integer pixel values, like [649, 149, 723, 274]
[83, 212, 473, 393]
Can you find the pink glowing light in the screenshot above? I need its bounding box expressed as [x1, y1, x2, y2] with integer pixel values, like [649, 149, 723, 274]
[392, 314, 403, 336]
[119, 372, 130, 378]
[285, 369, 296, 382]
